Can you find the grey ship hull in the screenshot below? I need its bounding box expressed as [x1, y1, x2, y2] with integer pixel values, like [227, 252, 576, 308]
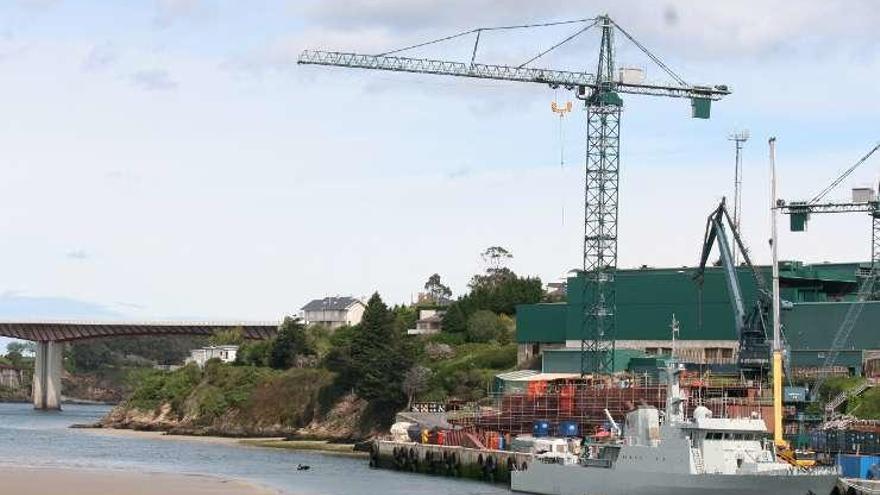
[512, 462, 839, 495]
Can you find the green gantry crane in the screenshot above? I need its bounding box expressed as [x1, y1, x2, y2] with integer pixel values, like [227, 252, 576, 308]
[298, 15, 730, 375]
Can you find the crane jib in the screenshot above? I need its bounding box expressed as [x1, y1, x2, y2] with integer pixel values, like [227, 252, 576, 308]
[297, 50, 729, 101]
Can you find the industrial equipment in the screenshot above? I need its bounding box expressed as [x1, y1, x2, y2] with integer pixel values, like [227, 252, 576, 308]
[694, 199, 771, 377]
[298, 15, 730, 375]
[775, 142, 880, 409]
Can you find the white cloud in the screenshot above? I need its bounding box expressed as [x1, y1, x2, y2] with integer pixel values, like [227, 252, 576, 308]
[291, 0, 880, 59]
[65, 249, 90, 261]
[81, 42, 117, 72]
[153, 0, 208, 28]
[130, 68, 178, 91]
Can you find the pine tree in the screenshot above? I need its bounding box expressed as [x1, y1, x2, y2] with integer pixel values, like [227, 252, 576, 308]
[350, 293, 409, 409]
[269, 317, 307, 369]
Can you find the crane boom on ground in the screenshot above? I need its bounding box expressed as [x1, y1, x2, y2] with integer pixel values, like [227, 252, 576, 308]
[298, 15, 730, 375]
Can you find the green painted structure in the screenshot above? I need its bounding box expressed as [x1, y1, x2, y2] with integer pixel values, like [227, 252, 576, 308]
[518, 261, 878, 353]
[541, 349, 646, 374]
[789, 349, 864, 374]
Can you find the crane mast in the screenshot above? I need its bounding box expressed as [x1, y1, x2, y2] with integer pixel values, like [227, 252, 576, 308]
[580, 16, 620, 374]
[298, 15, 730, 375]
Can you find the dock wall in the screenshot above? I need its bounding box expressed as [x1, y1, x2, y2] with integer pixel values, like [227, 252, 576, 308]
[369, 440, 534, 483]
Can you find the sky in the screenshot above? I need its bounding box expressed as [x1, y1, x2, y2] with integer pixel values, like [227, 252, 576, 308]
[0, 0, 878, 331]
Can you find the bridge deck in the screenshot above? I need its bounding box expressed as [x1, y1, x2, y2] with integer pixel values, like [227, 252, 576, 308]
[0, 320, 280, 342]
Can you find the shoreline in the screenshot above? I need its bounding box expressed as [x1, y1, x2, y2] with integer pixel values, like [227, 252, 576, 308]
[0, 466, 279, 495]
[79, 426, 367, 456]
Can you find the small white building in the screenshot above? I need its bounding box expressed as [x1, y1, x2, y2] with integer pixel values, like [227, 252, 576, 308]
[186, 345, 239, 368]
[301, 296, 366, 329]
[407, 309, 445, 336]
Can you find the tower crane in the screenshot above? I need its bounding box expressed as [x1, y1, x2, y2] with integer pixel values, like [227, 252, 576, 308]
[774, 142, 880, 408]
[298, 15, 730, 375]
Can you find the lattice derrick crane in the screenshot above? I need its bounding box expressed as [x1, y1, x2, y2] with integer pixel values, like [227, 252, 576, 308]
[775, 142, 880, 402]
[298, 15, 730, 375]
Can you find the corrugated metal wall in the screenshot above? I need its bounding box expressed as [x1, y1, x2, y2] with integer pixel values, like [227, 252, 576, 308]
[516, 263, 875, 351]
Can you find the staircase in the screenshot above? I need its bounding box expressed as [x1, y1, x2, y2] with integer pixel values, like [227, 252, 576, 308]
[691, 448, 705, 474]
[825, 380, 874, 418]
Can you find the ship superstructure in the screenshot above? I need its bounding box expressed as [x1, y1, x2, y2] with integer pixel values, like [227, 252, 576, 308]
[511, 363, 839, 495]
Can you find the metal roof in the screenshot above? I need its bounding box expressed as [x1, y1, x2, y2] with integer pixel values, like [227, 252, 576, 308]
[301, 296, 363, 311]
[494, 370, 540, 382]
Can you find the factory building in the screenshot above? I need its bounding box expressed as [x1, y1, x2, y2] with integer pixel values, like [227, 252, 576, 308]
[517, 261, 879, 376]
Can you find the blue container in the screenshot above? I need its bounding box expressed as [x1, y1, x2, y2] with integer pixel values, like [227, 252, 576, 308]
[558, 421, 579, 437]
[837, 454, 880, 479]
[532, 420, 551, 437]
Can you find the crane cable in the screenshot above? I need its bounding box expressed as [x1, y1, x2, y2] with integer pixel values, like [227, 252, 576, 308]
[809, 141, 880, 204]
[518, 20, 600, 68]
[551, 89, 573, 226]
[376, 18, 598, 57]
[611, 19, 687, 87]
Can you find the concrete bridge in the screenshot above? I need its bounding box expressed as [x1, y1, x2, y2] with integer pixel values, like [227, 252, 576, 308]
[0, 320, 280, 410]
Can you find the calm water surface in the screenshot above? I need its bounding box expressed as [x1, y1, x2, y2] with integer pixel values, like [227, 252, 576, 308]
[0, 403, 510, 495]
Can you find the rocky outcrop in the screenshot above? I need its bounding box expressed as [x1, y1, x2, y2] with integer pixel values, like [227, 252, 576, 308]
[62, 372, 126, 404]
[98, 367, 380, 441]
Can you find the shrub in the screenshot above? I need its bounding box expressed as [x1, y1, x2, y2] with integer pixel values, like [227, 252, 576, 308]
[467, 310, 505, 343]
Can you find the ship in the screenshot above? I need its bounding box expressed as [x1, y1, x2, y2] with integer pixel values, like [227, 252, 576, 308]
[510, 363, 840, 495]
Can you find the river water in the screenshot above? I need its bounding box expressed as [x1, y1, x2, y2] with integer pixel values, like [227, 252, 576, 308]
[0, 403, 510, 495]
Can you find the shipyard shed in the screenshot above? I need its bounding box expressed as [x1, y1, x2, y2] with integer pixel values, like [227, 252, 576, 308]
[540, 348, 646, 374]
[517, 261, 875, 374]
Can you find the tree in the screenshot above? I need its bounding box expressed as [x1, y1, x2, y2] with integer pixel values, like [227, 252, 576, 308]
[236, 340, 272, 367]
[466, 310, 506, 343]
[268, 317, 308, 369]
[350, 293, 411, 410]
[6, 341, 35, 356]
[210, 327, 244, 346]
[471, 246, 517, 291]
[480, 246, 513, 271]
[402, 365, 433, 408]
[423, 273, 452, 305]
[441, 302, 468, 333]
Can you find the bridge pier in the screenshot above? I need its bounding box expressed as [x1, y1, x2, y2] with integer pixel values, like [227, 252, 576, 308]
[33, 341, 63, 410]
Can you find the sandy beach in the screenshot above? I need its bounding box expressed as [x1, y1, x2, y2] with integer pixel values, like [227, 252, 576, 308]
[0, 467, 279, 495]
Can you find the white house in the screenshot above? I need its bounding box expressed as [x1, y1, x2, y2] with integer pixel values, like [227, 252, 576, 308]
[300, 296, 366, 329]
[186, 345, 239, 367]
[407, 309, 446, 336]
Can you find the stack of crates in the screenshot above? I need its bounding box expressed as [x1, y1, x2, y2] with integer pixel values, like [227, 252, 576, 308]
[812, 430, 880, 455]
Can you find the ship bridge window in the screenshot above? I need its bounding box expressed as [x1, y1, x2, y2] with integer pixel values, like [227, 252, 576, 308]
[706, 433, 722, 440]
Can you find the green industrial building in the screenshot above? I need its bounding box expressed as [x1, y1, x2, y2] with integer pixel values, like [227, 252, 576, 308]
[516, 261, 880, 375]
